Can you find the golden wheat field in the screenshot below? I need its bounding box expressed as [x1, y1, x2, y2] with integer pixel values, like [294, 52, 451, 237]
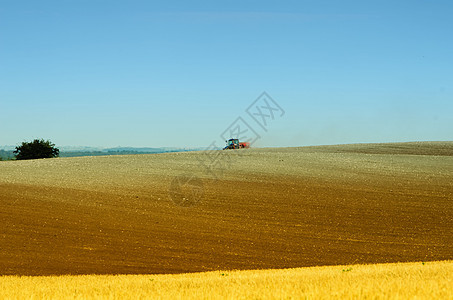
[0, 261, 452, 299]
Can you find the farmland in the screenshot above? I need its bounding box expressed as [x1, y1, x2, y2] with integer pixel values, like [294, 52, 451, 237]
[1, 260, 452, 299]
[1, 142, 452, 276]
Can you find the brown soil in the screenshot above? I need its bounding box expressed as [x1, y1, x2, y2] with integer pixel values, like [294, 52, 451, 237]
[1, 142, 452, 275]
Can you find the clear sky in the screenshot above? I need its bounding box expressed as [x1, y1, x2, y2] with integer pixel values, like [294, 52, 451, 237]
[1, 0, 452, 148]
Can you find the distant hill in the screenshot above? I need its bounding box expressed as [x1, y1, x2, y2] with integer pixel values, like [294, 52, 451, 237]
[0, 149, 15, 160]
[0, 146, 207, 160]
[59, 148, 200, 158]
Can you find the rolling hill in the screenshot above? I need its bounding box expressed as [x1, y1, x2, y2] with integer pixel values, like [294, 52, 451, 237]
[0, 142, 452, 275]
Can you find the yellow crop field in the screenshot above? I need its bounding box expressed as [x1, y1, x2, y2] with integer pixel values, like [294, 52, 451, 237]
[1, 260, 452, 299]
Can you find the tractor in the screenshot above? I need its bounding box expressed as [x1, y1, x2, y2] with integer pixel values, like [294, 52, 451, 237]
[223, 139, 250, 150]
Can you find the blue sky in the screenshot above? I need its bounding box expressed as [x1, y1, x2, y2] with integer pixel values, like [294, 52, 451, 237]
[1, 0, 452, 148]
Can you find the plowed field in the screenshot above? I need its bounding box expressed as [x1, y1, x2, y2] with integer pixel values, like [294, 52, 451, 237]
[1, 142, 452, 275]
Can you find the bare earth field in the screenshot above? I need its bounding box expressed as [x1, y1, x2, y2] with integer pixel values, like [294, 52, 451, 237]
[0, 142, 452, 276]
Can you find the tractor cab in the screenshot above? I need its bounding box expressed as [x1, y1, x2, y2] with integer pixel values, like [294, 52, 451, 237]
[224, 139, 240, 150]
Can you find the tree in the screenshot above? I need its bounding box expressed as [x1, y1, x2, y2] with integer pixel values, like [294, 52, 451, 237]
[14, 139, 60, 160]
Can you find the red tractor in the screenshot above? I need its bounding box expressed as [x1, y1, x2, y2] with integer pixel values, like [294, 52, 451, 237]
[223, 139, 250, 150]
